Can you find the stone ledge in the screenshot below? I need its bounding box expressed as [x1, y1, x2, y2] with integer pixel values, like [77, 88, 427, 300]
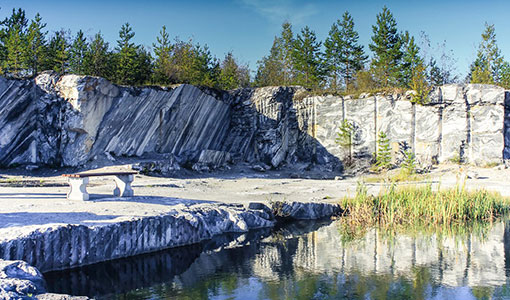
[0, 200, 340, 274]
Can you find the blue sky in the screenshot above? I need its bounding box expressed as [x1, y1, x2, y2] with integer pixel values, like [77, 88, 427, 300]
[1, 0, 509, 78]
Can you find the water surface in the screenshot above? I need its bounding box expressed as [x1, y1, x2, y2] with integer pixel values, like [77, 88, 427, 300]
[45, 220, 510, 299]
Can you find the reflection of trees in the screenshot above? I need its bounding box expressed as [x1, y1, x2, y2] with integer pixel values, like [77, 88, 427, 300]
[169, 220, 509, 300]
[505, 219, 510, 277]
[49, 220, 510, 299]
[472, 286, 494, 300]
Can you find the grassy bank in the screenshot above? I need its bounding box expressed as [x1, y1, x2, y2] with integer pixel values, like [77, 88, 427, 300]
[340, 183, 509, 233]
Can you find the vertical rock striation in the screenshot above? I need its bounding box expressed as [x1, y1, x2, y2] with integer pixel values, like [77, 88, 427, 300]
[0, 72, 508, 168]
[0, 77, 61, 167]
[0, 203, 275, 273]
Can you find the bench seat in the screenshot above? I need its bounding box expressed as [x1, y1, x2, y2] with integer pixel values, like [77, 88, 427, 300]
[62, 171, 138, 201]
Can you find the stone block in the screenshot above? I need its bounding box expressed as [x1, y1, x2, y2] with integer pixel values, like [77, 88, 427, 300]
[345, 97, 376, 157]
[441, 104, 467, 162]
[441, 84, 464, 104]
[465, 84, 504, 105]
[415, 105, 441, 163]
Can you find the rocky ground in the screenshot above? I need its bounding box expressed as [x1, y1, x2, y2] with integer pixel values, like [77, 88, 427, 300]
[0, 162, 508, 230]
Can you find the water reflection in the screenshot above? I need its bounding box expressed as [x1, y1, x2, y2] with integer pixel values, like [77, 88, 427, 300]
[45, 220, 510, 299]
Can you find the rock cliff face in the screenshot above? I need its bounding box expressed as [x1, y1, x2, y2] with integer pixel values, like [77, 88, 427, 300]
[36, 72, 232, 167]
[0, 72, 508, 168]
[307, 84, 508, 166]
[0, 77, 61, 166]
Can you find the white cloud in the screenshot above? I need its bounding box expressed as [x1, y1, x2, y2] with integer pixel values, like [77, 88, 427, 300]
[240, 0, 319, 25]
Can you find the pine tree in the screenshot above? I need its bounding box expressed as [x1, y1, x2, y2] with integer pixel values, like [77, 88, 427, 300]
[470, 64, 493, 84]
[279, 21, 295, 85]
[469, 23, 503, 84]
[114, 22, 138, 85]
[191, 43, 220, 87]
[1, 8, 28, 31]
[46, 29, 69, 73]
[375, 131, 392, 171]
[292, 26, 324, 89]
[153, 25, 173, 84]
[335, 119, 354, 164]
[499, 61, 510, 89]
[26, 13, 46, 76]
[168, 39, 219, 87]
[254, 37, 284, 87]
[2, 8, 29, 76]
[369, 6, 403, 87]
[69, 30, 88, 74]
[218, 51, 250, 90]
[428, 58, 443, 86]
[168, 39, 195, 84]
[410, 62, 430, 104]
[401, 148, 416, 175]
[134, 46, 152, 84]
[4, 25, 26, 75]
[324, 11, 367, 91]
[401, 31, 424, 88]
[83, 32, 110, 78]
[255, 22, 296, 87]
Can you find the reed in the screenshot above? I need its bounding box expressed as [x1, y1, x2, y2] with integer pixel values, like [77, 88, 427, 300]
[341, 183, 509, 229]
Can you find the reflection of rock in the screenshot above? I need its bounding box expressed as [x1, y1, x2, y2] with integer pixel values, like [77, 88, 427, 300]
[283, 221, 507, 287]
[45, 229, 271, 298]
[45, 243, 204, 297]
[0, 203, 275, 273]
[44, 220, 510, 298]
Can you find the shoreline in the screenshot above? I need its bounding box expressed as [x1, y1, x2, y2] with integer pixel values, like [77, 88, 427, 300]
[0, 162, 508, 298]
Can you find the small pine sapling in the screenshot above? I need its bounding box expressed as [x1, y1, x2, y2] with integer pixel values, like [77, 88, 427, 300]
[401, 149, 416, 175]
[335, 119, 354, 165]
[375, 131, 391, 172]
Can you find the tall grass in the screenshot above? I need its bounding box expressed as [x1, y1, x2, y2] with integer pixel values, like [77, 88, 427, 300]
[341, 183, 509, 229]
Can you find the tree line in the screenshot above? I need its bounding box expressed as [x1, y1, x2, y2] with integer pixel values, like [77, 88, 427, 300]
[0, 8, 250, 89]
[0, 6, 508, 93]
[256, 7, 510, 95]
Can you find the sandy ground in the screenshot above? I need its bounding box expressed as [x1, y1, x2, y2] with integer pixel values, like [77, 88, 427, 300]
[0, 163, 508, 231]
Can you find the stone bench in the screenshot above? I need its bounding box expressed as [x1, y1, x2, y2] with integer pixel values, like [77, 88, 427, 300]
[62, 171, 138, 201]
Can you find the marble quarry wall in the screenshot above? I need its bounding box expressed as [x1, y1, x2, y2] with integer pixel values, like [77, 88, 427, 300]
[306, 84, 509, 166]
[0, 72, 508, 169]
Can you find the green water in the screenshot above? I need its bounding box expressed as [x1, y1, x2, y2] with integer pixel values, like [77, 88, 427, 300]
[45, 220, 510, 299]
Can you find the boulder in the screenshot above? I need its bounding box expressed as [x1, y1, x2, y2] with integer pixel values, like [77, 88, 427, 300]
[132, 155, 181, 175]
[271, 201, 342, 220]
[0, 260, 46, 298]
[192, 150, 231, 171]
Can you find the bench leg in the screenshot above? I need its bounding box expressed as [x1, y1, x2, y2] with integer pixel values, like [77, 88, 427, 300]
[67, 177, 89, 201]
[113, 174, 134, 197]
